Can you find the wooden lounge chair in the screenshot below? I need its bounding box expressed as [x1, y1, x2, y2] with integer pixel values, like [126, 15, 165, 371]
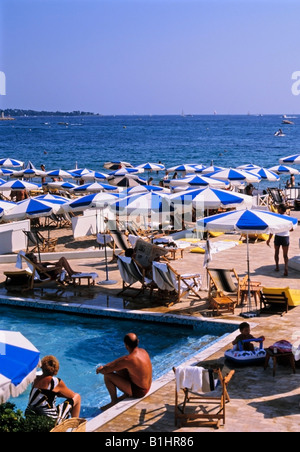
[152, 261, 202, 305]
[173, 366, 235, 428]
[260, 289, 289, 314]
[23, 230, 58, 258]
[4, 252, 61, 291]
[207, 267, 244, 303]
[117, 255, 155, 297]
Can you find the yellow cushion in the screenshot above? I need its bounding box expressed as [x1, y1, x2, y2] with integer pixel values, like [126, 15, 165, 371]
[208, 231, 223, 237]
[190, 247, 205, 254]
[269, 205, 278, 213]
[262, 287, 300, 307]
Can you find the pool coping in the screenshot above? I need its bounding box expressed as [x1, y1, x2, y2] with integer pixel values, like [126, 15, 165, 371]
[0, 293, 246, 432]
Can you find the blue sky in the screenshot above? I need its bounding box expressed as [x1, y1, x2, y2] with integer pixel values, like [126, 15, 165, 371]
[1, 0, 300, 115]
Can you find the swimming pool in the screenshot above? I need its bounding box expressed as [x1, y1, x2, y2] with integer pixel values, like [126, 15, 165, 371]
[0, 303, 237, 418]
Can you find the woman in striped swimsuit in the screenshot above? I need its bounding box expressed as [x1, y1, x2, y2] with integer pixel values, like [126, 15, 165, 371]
[26, 355, 81, 423]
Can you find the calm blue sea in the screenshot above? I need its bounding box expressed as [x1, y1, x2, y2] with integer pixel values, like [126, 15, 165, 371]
[0, 114, 299, 186]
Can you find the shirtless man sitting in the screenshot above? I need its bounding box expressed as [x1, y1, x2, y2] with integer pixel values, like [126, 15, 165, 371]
[96, 333, 152, 411]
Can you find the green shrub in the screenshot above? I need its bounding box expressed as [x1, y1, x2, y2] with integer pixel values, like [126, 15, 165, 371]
[0, 402, 56, 432]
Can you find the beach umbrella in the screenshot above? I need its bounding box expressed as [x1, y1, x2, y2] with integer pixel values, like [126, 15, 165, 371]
[236, 164, 260, 170]
[34, 194, 69, 213]
[0, 158, 24, 168]
[46, 169, 74, 179]
[46, 181, 77, 191]
[167, 164, 197, 173]
[126, 185, 169, 195]
[11, 168, 47, 179]
[279, 154, 300, 165]
[111, 191, 171, 214]
[248, 167, 280, 182]
[108, 167, 141, 176]
[209, 168, 261, 184]
[0, 330, 40, 403]
[3, 197, 56, 222]
[0, 168, 17, 178]
[170, 187, 253, 210]
[0, 180, 40, 192]
[103, 161, 133, 170]
[72, 182, 118, 193]
[201, 165, 226, 174]
[169, 175, 229, 189]
[268, 165, 299, 175]
[65, 192, 120, 213]
[197, 209, 297, 315]
[0, 178, 5, 185]
[69, 168, 95, 179]
[109, 174, 147, 187]
[0, 200, 17, 214]
[80, 171, 109, 181]
[136, 162, 165, 172]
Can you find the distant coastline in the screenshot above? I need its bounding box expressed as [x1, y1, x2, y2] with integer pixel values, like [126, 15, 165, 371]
[0, 108, 99, 117]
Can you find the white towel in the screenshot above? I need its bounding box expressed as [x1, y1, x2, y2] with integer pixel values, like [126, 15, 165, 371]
[71, 272, 98, 280]
[176, 365, 214, 393]
[15, 250, 26, 269]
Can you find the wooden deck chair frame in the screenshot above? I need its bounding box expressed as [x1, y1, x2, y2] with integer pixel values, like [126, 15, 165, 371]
[4, 253, 65, 291]
[23, 230, 58, 257]
[173, 367, 235, 429]
[108, 230, 131, 260]
[117, 255, 154, 297]
[207, 267, 244, 302]
[152, 261, 202, 304]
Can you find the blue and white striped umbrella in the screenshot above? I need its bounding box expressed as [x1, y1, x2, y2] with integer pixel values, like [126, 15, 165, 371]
[65, 192, 120, 212]
[0, 330, 40, 403]
[209, 168, 261, 184]
[167, 164, 197, 173]
[47, 181, 77, 191]
[0, 158, 24, 168]
[201, 165, 226, 174]
[3, 197, 55, 221]
[46, 169, 74, 178]
[111, 191, 171, 214]
[80, 171, 110, 181]
[197, 208, 297, 234]
[12, 168, 47, 179]
[136, 162, 165, 171]
[170, 187, 253, 209]
[125, 185, 168, 195]
[169, 174, 229, 189]
[248, 167, 280, 182]
[279, 154, 300, 165]
[0, 179, 40, 192]
[269, 165, 299, 175]
[35, 194, 69, 213]
[108, 167, 141, 176]
[72, 182, 118, 193]
[236, 164, 260, 170]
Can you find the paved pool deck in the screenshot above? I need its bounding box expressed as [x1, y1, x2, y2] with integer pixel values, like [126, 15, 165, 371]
[1, 210, 300, 432]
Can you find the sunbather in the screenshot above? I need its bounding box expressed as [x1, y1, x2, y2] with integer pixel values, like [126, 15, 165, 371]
[25, 252, 76, 280]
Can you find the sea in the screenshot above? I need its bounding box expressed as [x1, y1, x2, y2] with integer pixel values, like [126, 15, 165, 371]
[0, 114, 299, 188]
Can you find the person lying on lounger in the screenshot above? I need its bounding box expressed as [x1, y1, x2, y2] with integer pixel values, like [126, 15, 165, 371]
[96, 333, 152, 411]
[25, 252, 76, 280]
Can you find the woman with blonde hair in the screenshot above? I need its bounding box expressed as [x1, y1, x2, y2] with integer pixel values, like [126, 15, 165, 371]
[26, 355, 81, 422]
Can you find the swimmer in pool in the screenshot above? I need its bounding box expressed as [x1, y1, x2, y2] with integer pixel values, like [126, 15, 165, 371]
[96, 333, 152, 411]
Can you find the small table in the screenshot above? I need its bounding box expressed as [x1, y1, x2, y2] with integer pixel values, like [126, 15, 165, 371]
[264, 348, 296, 377]
[209, 295, 235, 316]
[165, 247, 184, 260]
[239, 281, 262, 307]
[71, 275, 96, 287]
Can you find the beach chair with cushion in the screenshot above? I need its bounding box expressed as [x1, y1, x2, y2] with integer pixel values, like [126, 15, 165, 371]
[152, 261, 202, 305]
[173, 365, 235, 428]
[117, 255, 155, 297]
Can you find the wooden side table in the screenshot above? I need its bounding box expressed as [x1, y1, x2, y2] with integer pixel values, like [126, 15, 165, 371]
[239, 281, 261, 307]
[209, 295, 235, 316]
[264, 348, 296, 377]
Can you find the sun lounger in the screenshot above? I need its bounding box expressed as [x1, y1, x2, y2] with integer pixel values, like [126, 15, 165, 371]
[152, 261, 202, 304]
[117, 255, 155, 297]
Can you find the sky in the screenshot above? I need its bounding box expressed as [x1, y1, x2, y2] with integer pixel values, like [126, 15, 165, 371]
[1, 0, 300, 115]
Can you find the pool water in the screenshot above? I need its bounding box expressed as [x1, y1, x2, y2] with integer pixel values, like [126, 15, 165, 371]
[0, 305, 233, 418]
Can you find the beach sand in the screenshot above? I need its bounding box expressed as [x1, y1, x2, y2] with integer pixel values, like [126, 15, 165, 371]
[1, 211, 300, 432]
